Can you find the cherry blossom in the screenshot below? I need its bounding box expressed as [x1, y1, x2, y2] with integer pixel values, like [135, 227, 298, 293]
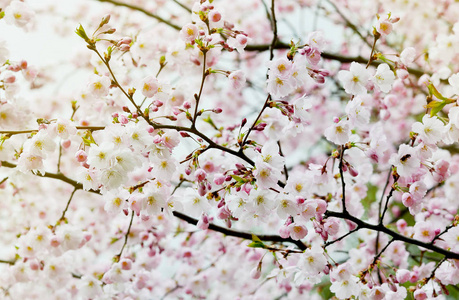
[337, 62, 370, 95]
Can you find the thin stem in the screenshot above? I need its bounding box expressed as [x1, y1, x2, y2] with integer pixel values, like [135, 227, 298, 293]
[240, 94, 271, 148]
[171, 0, 191, 12]
[0, 259, 15, 265]
[93, 49, 144, 118]
[277, 141, 289, 181]
[56, 188, 78, 225]
[377, 170, 392, 223]
[115, 210, 135, 261]
[57, 143, 62, 173]
[431, 224, 455, 244]
[369, 238, 394, 284]
[423, 257, 447, 285]
[366, 35, 380, 69]
[96, 0, 181, 30]
[338, 147, 347, 213]
[324, 0, 372, 48]
[324, 226, 359, 248]
[192, 51, 208, 128]
[269, 0, 278, 60]
[380, 184, 396, 225]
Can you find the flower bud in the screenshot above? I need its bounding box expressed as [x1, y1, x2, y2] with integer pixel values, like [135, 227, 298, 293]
[75, 150, 88, 163]
[250, 266, 262, 279]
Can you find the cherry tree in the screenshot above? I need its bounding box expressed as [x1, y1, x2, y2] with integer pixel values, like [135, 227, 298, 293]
[0, 0, 459, 299]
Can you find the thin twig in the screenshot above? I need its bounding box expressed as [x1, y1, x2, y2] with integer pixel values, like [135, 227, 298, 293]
[56, 187, 78, 225]
[324, 226, 359, 248]
[171, 0, 191, 12]
[115, 210, 135, 261]
[96, 0, 181, 30]
[338, 147, 347, 213]
[324, 210, 459, 260]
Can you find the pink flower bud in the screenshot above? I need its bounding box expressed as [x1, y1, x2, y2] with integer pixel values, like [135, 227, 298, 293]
[409, 272, 419, 283]
[183, 101, 192, 109]
[348, 166, 358, 177]
[122, 37, 132, 45]
[60, 139, 71, 149]
[197, 213, 210, 230]
[198, 183, 207, 196]
[50, 236, 61, 247]
[29, 259, 40, 270]
[75, 150, 88, 163]
[213, 173, 225, 185]
[314, 75, 325, 84]
[250, 267, 262, 279]
[140, 231, 149, 241]
[319, 69, 330, 76]
[4, 73, 15, 83]
[209, 10, 222, 22]
[254, 123, 266, 131]
[119, 44, 130, 51]
[195, 168, 207, 181]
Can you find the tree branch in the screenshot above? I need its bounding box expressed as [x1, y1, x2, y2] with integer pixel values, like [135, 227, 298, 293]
[95, 0, 181, 30]
[172, 211, 307, 250]
[325, 210, 459, 260]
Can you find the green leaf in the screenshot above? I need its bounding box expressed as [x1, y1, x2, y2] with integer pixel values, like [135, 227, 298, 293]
[247, 241, 266, 249]
[230, 175, 246, 184]
[426, 100, 447, 117]
[75, 24, 90, 43]
[427, 83, 447, 101]
[247, 235, 266, 248]
[252, 234, 262, 243]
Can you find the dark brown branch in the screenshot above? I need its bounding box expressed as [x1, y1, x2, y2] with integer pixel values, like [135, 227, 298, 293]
[325, 210, 459, 260]
[172, 211, 307, 251]
[245, 42, 427, 77]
